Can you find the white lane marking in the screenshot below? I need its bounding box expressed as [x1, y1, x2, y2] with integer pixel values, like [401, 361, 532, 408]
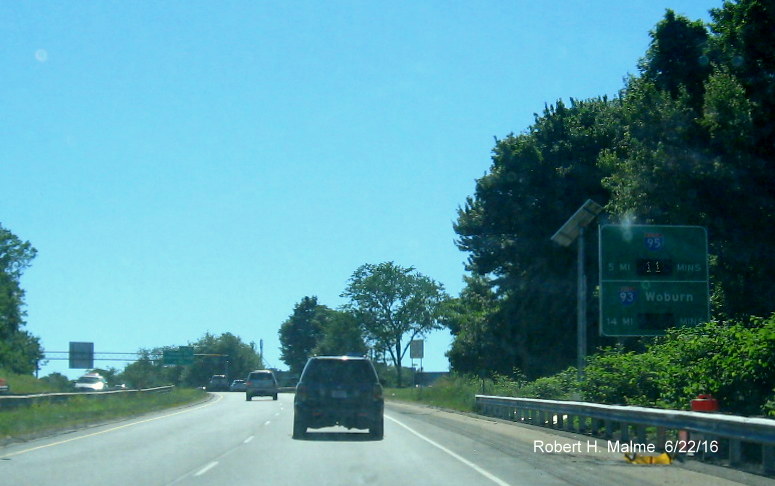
[0, 394, 224, 459]
[264, 420, 271, 426]
[194, 461, 218, 477]
[243, 436, 254, 444]
[386, 415, 511, 486]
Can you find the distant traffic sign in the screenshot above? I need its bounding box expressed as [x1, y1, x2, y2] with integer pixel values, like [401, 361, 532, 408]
[599, 225, 709, 336]
[410, 339, 424, 360]
[163, 346, 194, 365]
[69, 342, 94, 369]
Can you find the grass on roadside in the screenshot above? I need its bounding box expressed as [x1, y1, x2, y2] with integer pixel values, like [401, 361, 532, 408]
[386, 375, 480, 412]
[0, 388, 206, 441]
[0, 369, 68, 395]
[385, 370, 580, 413]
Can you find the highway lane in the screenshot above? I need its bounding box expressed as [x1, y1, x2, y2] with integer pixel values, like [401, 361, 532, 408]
[1, 392, 772, 486]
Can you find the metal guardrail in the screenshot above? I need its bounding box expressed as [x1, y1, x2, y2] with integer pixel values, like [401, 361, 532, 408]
[0, 386, 174, 411]
[475, 395, 775, 475]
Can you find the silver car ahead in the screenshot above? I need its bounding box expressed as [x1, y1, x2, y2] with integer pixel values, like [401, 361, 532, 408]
[245, 370, 278, 401]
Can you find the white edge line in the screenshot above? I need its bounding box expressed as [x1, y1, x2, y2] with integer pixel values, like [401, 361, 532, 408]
[386, 415, 511, 486]
[1, 394, 224, 459]
[194, 461, 218, 477]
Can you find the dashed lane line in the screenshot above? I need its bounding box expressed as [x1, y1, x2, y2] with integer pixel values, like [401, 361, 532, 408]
[194, 461, 218, 477]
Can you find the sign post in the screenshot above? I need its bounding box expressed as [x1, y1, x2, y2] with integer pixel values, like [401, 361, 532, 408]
[410, 339, 424, 386]
[599, 225, 709, 336]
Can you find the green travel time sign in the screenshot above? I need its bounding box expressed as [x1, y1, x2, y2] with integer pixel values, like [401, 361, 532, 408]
[599, 225, 709, 336]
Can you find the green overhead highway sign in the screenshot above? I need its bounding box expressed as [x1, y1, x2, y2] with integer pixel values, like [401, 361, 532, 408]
[163, 346, 194, 365]
[599, 225, 709, 336]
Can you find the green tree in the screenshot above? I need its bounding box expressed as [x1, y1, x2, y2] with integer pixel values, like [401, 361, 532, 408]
[710, 0, 775, 153]
[640, 9, 711, 107]
[90, 367, 121, 386]
[120, 350, 163, 389]
[184, 332, 263, 386]
[278, 296, 325, 374]
[0, 223, 42, 374]
[602, 5, 775, 319]
[312, 309, 367, 357]
[341, 262, 448, 387]
[40, 372, 74, 392]
[454, 98, 617, 378]
[443, 275, 501, 375]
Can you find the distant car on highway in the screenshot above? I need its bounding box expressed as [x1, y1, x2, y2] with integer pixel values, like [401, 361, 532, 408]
[206, 374, 229, 391]
[229, 379, 246, 392]
[74, 373, 108, 392]
[0, 377, 9, 394]
[245, 370, 278, 401]
[293, 356, 383, 439]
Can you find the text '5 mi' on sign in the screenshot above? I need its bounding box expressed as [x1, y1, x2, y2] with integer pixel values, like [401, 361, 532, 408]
[599, 224, 709, 337]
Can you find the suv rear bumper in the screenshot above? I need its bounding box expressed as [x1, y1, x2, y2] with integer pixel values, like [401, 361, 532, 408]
[295, 401, 383, 429]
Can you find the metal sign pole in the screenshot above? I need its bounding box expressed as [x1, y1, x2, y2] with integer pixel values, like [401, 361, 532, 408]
[577, 226, 587, 380]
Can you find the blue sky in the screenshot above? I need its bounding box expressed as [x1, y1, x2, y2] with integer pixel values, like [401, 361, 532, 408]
[2, 1, 714, 378]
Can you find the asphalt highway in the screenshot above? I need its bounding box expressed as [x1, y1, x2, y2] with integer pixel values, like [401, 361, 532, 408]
[1, 392, 771, 486]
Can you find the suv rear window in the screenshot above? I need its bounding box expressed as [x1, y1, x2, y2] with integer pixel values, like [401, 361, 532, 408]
[248, 372, 274, 382]
[77, 377, 102, 384]
[301, 359, 377, 384]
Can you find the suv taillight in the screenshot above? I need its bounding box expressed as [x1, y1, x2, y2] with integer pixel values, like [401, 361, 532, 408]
[296, 384, 308, 401]
[373, 384, 383, 400]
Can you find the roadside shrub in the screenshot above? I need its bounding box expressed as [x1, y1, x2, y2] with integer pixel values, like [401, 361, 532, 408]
[520, 367, 579, 400]
[581, 348, 662, 406]
[653, 316, 775, 415]
[581, 314, 775, 415]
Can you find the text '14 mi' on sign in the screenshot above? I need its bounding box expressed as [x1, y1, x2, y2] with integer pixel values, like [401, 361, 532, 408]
[599, 225, 709, 336]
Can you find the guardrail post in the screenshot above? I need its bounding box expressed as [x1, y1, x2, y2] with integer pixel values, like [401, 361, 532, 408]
[656, 426, 666, 450]
[762, 445, 774, 475]
[729, 439, 742, 466]
[591, 419, 600, 437]
[580, 416, 588, 434]
[604, 420, 613, 439]
[556, 413, 563, 429]
[620, 423, 630, 442]
[636, 424, 647, 444]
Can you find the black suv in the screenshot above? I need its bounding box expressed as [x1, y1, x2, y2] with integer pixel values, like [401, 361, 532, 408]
[293, 356, 384, 439]
[206, 374, 229, 392]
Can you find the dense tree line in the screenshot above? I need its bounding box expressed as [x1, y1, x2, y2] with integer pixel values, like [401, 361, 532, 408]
[118, 332, 263, 388]
[449, 0, 775, 379]
[0, 223, 42, 374]
[279, 262, 447, 386]
[278, 296, 367, 375]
